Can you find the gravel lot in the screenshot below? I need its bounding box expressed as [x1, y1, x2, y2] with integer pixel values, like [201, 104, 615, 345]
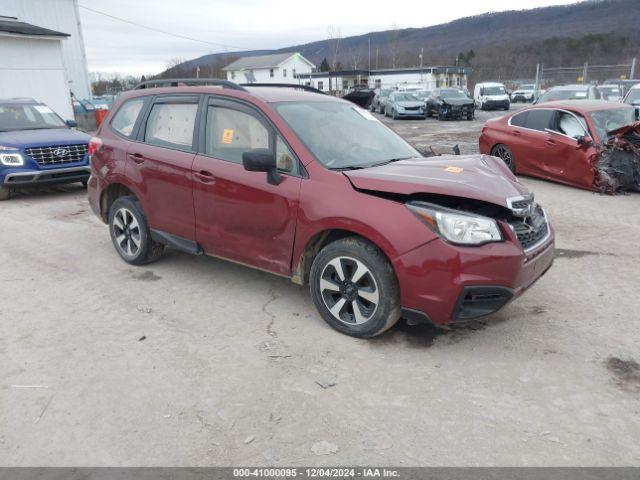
[1, 105, 639, 466]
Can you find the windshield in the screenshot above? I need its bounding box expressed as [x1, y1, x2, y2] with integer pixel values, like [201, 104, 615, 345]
[624, 89, 640, 105]
[539, 89, 588, 102]
[378, 89, 392, 98]
[393, 93, 418, 102]
[518, 85, 535, 91]
[588, 107, 637, 142]
[414, 91, 431, 99]
[440, 89, 466, 98]
[0, 104, 66, 132]
[482, 86, 506, 95]
[275, 101, 419, 169]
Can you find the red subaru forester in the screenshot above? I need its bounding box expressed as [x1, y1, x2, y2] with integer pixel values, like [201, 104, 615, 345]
[87, 80, 554, 338]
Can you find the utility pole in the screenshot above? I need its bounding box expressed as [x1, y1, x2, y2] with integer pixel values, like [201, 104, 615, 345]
[582, 62, 589, 84]
[631, 57, 636, 80]
[375, 48, 378, 70]
[368, 36, 371, 72]
[534, 63, 541, 100]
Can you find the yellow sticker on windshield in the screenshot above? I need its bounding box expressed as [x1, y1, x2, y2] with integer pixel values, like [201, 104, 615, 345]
[221, 129, 234, 144]
[445, 166, 464, 173]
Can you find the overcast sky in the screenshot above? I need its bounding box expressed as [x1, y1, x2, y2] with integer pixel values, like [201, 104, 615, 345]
[79, 0, 578, 77]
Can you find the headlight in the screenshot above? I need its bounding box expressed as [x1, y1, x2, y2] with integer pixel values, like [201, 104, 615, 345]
[407, 202, 503, 246]
[0, 152, 24, 166]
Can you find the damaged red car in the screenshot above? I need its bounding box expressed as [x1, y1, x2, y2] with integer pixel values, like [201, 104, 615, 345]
[479, 100, 640, 192]
[88, 81, 554, 338]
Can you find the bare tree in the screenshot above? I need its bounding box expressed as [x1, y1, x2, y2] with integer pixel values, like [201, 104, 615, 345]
[165, 57, 186, 71]
[348, 45, 364, 70]
[386, 24, 401, 69]
[327, 26, 342, 71]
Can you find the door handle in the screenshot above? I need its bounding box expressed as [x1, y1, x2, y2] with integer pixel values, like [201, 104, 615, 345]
[545, 139, 556, 147]
[194, 170, 216, 184]
[512, 130, 521, 136]
[128, 152, 145, 164]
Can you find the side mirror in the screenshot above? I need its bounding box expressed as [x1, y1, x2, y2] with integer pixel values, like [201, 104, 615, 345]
[65, 119, 78, 128]
[576, 135, 593, 147]
[242, 149, 280, 185]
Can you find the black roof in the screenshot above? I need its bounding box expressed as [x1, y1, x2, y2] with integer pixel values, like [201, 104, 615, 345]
[0, 18, 69, 38]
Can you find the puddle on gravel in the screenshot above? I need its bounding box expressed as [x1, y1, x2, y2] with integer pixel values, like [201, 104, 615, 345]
[132, 270, 162, 282]
[605, 356, 640, 393]
[555, 249, 601, 259]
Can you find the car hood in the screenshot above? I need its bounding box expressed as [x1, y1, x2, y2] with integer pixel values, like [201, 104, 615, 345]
[343, 155, 529, 208]
[395, 101, 424, 107]
[442, 97, 474, 106]
[0, 128, 90, 148]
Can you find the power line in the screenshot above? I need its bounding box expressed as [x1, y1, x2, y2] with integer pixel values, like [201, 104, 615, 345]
[78, 4, 248, 51]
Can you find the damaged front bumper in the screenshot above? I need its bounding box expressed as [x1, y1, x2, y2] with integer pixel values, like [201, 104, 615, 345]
[594, 121, 640, 194]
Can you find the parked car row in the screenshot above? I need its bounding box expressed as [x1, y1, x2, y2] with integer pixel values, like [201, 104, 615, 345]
[371, 87, 476, 121]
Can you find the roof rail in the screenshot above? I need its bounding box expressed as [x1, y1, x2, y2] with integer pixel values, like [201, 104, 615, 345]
[240, 83, 326, 95]
[132, 78, 247, 91]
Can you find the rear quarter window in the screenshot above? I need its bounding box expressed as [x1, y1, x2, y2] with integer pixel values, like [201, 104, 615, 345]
[510, 111, 528, 127]
[111, 98, 145, 137]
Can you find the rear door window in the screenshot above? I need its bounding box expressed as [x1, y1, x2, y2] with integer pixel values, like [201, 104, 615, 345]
[111, 98, 145, 137]
[524, 109, 553, 132]
[144, 98, 198, 150]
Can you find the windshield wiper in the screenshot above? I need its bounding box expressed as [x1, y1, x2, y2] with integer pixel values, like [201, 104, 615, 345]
[330, 156, 416, 171]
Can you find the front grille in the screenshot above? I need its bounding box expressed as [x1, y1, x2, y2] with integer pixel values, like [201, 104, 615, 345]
[405, 106, 420, 111]
[509, 205, 549, 250]
[25, 144, 88, 166]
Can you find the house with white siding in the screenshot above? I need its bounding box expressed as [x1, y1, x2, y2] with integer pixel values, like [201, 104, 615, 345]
[223, 52, 315, 84]
[0, 15, 75, 120]
[0, 0, 91, 101]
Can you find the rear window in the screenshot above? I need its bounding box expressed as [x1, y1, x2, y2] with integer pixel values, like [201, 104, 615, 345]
[525, 109, 553, 131]
[111, 98, 144, 137]
[144, 102, 198, 150]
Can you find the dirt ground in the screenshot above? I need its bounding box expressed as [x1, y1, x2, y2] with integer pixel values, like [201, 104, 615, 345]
[1, 105, 639, 466]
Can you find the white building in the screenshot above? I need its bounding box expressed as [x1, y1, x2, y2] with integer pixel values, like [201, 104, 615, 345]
[224, 52, 315, 84]
[296, 66, 471, 93]
[0, 0, 91, 114]
[0, 15, 75, 120]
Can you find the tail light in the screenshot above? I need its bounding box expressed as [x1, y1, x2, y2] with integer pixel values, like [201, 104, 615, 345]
[88, 137, 102, 157]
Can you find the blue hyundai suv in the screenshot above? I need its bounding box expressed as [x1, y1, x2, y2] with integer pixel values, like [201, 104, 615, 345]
[0, 98, 91, 201]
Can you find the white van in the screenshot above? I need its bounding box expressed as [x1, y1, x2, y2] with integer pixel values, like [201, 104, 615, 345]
[474, 82, 510, 110]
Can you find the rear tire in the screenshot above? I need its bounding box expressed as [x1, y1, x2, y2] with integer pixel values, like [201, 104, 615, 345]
[491, 143, 516, 173]
[108, 196, 164, 265]
[0, 186, 10, 201]
[310, 237, 400, 338]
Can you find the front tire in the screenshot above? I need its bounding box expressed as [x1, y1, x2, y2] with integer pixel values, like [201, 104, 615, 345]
[108, 196, 164, 265]
[491, 144, 516, 173]
[0, 186, 10, 201]
[310, 237, 400, 338]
